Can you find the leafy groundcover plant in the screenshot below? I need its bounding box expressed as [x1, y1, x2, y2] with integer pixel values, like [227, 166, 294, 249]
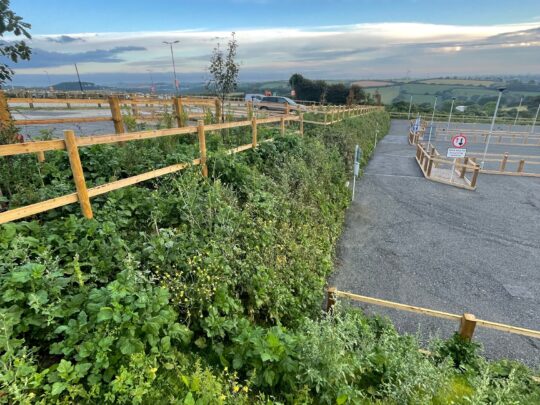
[1, 112, 539, 403]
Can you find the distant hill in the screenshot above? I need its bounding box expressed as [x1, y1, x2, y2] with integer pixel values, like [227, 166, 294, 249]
[52, 82, 110, 91]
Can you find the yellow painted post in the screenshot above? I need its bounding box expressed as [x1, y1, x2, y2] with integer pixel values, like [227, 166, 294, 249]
[197, 120, 208, 177]
[252, 117, 258, 148]
[459, 313, 477, 341]
[173, 97, 185, 127]
[299, 113, 304, 136]
[108, 96, 125, 134]
[280, 116, 285, 135]
[63, 130, 93, 219]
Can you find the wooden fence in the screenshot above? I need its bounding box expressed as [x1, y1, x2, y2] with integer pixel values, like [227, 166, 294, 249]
[0, 107, 383, 224]
[415, 143, 480, 190]
[326, 288, 540, 342]
[468, 152, 540, 177]
[3, 91, 381, 132]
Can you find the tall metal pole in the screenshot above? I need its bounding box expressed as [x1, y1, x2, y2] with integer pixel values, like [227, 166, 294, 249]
[147, 69, 155, 94]
[531, 103, 540, 134]
[43, 70, 52, 89]
[74, 63, 84, 93]
[407, 95, 413, 120]
[163, 40, 180, 96]
[447, 97, 455, 130]
[480, 88, 505, 169]
[512, 97, 523, 131]
[427, 96, 437, 148]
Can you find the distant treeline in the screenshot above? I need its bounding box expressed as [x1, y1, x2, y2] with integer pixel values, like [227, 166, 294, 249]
[289, 74, 376, 105]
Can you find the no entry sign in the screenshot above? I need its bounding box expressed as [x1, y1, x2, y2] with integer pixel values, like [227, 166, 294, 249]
[451, 134, 467, 148]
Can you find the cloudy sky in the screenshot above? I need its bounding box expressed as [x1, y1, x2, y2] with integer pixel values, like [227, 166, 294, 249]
[5, 0, 540, 86]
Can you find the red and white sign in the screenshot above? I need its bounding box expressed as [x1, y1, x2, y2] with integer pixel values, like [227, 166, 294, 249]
[451, 134, 467, 148]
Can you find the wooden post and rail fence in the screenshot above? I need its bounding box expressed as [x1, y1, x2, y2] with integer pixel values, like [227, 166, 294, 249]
[0, 113, 314, 224]
[326, 288, 540, 342]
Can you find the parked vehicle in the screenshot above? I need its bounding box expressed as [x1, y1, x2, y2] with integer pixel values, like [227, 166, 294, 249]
[257, 96, 307, 112]
[244, 94, 264, 103]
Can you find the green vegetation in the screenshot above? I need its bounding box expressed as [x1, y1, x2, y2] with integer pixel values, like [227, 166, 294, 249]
[1, 112, 540, 403]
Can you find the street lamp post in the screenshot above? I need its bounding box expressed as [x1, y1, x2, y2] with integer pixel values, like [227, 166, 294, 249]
[427, 96, 437, 148]
[447, 97, 456, 130]
[163, 40, 180, 95]
[511, 97, 523, 131]
[531, 103, 540, 135]
[480, 87, 505, 169]
[147, 69, 155, 94]
[43, 70, 52, 91]
[407, 95, 413, 120]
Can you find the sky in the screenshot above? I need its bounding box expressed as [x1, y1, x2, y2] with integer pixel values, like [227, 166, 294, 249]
[4, 0, 540, 86]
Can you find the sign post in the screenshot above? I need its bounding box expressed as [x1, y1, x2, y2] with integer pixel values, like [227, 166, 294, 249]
[352, 145, 361, 201]
[448, 134, 467, 182]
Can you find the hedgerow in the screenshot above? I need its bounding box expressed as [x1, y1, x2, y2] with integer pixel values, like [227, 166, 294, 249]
[1, 112, 539, 403]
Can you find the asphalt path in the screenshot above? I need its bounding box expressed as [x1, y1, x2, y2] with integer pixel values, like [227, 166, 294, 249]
[331, 120, 540, 366]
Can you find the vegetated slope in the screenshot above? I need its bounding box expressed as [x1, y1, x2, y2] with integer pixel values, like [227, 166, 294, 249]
[1, 112, 539, 404]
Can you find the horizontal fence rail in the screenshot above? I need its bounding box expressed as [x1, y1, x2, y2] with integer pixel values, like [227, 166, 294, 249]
[327, 288, 540, 341]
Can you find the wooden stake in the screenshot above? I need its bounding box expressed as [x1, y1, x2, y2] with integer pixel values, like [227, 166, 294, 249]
[197, 120, 208, 177]
[459, 313, 477, 341]
[517, 159, 525, 173]
[251, 117, 258, 148]
[36, 151, 45, 163]
[460, 157, 469, 178]
[326, 287, 337, 313]
[131, 101, 139, 118]
[64, 130, 93, 219]
[280, 116, 285, 135]
[299, 113, 304, 136]
[108, 96, 125, 134]
[173, 97, 184, 127]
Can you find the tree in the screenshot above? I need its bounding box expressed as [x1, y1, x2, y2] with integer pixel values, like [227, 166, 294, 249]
[288, 73, 327, 103]
[207, 32, 239, 122]
[325, 83, 348, 104]
[0, 0, 31, 84]
[347, 85, 366, 105]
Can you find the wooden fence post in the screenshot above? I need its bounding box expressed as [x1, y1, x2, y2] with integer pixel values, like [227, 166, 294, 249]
[131, 101, 139, 118]
[215, 99, 222, 123]
[0, 90, 11, 127]
[280, 116, 285, 136]
[247, 101, 253, 119]
[63, 130, 93, 219]
[427, 148, 435, 177]
[460, 157, 469, 178]
[470, 159, 479, 188]
[326, 287, 337, 313]
[500, 153, 508, 172]
[108, 96, 125, 134]
[252, 117, 258, 148]
[173, 97, 185, 127]
[324, 106, 327, 124]
[459, 313, 477, 341]
[517, 159, 525, 173]
[197, 120, 208, 177]
[299, 113, 304, 136]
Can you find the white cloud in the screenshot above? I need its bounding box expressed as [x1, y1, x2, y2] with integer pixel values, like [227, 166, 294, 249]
[11, 21, 540, 79]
